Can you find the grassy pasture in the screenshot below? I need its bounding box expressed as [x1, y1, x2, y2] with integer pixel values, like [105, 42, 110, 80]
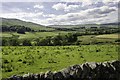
[1, 31, 75, 39]
[1, 32, 119, 45]
[96, 34, 119, 39]
[1, 32, 119, 39]
[2, 45, 118, 78]
[1, 32, 57, 39]
[0, 32, 12, 38]
[78, 34, 120, 44]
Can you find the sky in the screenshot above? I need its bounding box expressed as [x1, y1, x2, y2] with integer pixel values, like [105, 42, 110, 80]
[0, 0, 119, 26]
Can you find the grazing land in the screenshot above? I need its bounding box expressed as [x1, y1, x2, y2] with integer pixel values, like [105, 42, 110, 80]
[2, 45, 118, 78]
[78, 34, 120, 45]
[1, 32, 120, 43]
[1, 31, 75, 39]
[96, 34, 119, 39]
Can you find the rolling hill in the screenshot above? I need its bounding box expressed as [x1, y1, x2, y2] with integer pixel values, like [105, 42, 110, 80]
[50, 23, 119, 29]
[1, 18, 55, 31]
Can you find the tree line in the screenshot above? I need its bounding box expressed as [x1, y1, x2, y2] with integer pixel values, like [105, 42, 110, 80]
[2, 33, 78, 46]
[1, 25, 33, 34]
[1, 25, 119, 34]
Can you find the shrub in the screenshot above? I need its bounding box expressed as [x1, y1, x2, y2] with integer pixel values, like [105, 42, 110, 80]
[22, 39, 32, 46]
[17, 28, 26, 34]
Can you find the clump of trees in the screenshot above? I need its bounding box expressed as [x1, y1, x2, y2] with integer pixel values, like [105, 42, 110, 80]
[2, 37, 20, 46]
[17, 28, 25, 34]
[35, 33, 77, 46]
[1, 25, 32, 34]
[22, 39, 32, 46]
[2, 38, 32, 46]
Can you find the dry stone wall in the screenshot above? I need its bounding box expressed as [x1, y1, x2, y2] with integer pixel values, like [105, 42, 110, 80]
[3, 60, 120, 80]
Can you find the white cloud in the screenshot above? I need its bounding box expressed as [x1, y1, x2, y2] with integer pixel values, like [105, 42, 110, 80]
[41, 5, 118, 25]
[60, 0, 119, 6]
[52, 3, 80, 12]
[87, 6, 117, 15]
[33, 5, 44, 9]
[9, 8, 23, 12]
[27, 8, 30, 10]
[1, 4, 117, 26]
[43, 14, 56, 18]
[60, 0, 92, 2]
[65, 5, 80, 12]
[60, 0, 94, 6]
[52, 3, 67, 10]
[103, 0, 119, 3]
[0, 12, 43, 20]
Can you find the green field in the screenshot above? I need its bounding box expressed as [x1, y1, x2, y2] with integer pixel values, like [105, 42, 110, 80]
[2, 45, 118, 78]
[96, 34, 119, 39]
[1, 32, 119, 46]
[78, 34, 119, 44]
[1, 31, 75, 39]
[1, 32, 119, 42]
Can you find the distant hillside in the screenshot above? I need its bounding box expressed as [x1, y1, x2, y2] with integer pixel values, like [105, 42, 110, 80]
[50, 23, 118, 29]
[102, 22, 120, 25]
[50, 24, 101, 28]
[1, 18, 55, 31]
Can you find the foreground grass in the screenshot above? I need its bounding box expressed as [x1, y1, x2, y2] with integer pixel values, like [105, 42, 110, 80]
[2, 45, 118, 78]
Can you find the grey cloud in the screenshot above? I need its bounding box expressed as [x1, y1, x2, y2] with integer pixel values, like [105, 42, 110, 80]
[88, 6, 117, 15]
[98, 8, 116, 14]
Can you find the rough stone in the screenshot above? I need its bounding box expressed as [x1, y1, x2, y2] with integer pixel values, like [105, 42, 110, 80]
[53, 71, 64, 80]
[44, 71, 54, 80]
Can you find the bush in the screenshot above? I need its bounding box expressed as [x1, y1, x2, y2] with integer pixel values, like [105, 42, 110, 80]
[2, 38, 20, 46]
[17, 28, 25, 34]
[115, 39, 120, 42]
[22, 39, 32, 46]
[3, 59, 9, 64]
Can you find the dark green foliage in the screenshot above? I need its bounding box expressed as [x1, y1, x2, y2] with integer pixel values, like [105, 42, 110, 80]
[3, 59, 9, 64]
[9, 38, 20, 46]
[115, 39, 120, 42]
[2, 38, 32, 46]
[35, 33, 78, 46]
[37, 36, 52, 46]
[51, 35, 62, 46]
[22, 39, 31, 46]
[1, 25, 32, 32]
[2, 37, 20, 46]
[66, 33, 77, 43]
[2, 38, 8, 46]
[17, 28, 25, 34]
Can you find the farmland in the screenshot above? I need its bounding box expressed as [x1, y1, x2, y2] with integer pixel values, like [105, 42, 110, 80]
[1, 31, 74, 39]
[1, 32, 120, 43]
[96, 34, 119, 39]
[2, 45, 118, 78]
[78, 33, 120, 45]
